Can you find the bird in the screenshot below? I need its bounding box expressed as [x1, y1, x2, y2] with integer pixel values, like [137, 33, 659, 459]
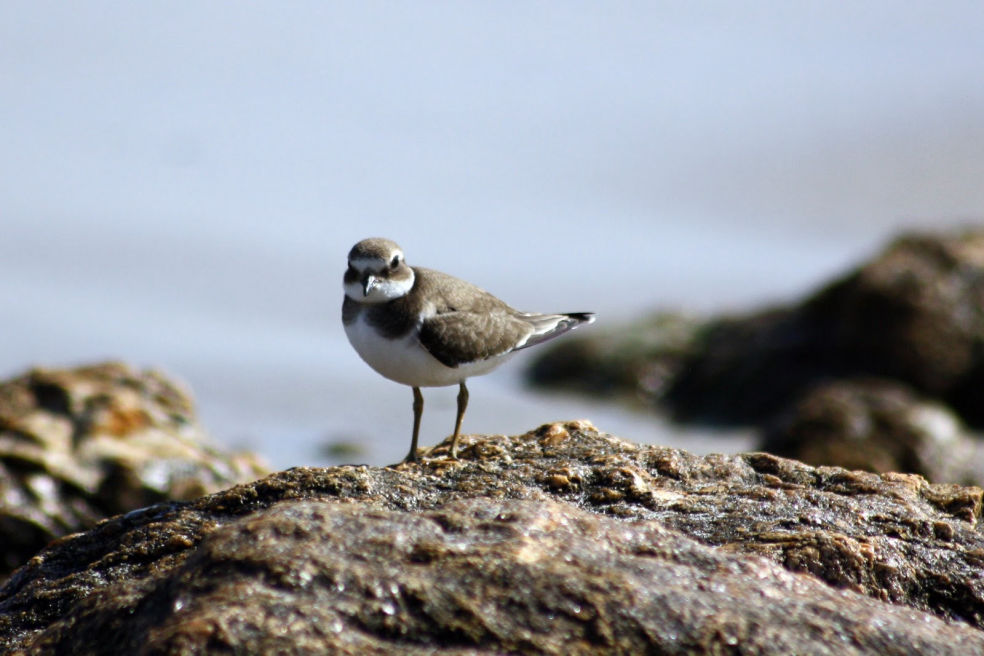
[342, 237, 594, 462]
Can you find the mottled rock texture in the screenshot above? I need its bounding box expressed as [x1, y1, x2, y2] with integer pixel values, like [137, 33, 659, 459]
[0, 363, 268, 579]
[2, 424, 983, 654]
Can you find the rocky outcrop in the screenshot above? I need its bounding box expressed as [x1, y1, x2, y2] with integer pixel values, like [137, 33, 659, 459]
[531, 230, 984, 424]
[0, 363, 268, 579]
[528, 229, 984, 484]
[2, 424, 983, 654]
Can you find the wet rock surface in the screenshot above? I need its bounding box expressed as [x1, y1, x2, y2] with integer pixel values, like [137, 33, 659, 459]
[0, 363, 268, 580]
[2, 424, 983, 654]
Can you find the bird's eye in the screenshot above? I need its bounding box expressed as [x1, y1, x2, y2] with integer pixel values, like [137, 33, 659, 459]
[390, 255, 400, 269]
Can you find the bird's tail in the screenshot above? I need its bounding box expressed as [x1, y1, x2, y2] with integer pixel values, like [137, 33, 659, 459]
[514, 312, 595, 351]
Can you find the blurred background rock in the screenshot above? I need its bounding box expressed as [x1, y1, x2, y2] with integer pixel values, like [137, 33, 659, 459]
[530, 230, 984, 486]
[0, 362, 267, 579]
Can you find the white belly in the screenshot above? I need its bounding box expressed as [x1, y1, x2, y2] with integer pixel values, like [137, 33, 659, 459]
[345, 315, 514, 387]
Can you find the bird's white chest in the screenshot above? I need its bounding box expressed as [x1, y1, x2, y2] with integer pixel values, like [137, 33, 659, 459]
[344, 313, 512, 387]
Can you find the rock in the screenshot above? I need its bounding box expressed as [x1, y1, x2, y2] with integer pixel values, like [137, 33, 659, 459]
[527, 311, 703, 403]
[806, 231, 984, 423]
[0, 362, 268, 580]
[2, 424, 983, 654]
[527, 229, 984, 428]
[762, 378, 984, 486]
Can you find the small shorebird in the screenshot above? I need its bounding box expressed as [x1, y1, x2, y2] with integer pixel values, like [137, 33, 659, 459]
[342, 237, 594, 462]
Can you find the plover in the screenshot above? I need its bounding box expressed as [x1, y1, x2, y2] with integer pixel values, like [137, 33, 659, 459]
[342, 237, 594, 462]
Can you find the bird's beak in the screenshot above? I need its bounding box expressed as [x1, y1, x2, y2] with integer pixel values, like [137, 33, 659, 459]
[361, 274, 378, 297]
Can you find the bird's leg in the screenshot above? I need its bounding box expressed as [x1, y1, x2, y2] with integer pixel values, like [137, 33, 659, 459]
[450, 381, 469, 459]
[404, 386, 423, 463]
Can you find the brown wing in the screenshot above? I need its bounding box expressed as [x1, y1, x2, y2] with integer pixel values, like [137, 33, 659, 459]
[418, 311, 533, 368]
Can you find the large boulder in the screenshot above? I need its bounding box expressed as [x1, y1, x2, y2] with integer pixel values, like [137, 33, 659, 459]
[529, 230, 984, 427]
[2, 423, 983, 654]
[762, 378, 984, 485]
[0, 362, 268, 579]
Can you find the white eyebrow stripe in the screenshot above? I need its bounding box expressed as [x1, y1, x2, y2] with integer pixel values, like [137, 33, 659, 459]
[349, 256, 390, 271]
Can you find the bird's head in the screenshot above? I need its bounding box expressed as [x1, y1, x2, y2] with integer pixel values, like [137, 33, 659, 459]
[344, 237, 415, 303]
